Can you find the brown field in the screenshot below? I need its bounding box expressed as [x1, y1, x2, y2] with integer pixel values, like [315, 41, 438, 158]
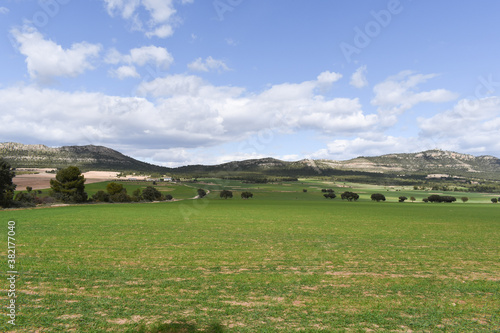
[13, 170, 123, 190]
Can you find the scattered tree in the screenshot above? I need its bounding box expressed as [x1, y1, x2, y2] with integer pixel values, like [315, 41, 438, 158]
[422, 198, 429, 203]
[303, 189, 307, 193]
[324, 192, 336, 199]
[164, 194, 173, 201]
[399, 196, 408, 203]
[0, 159, 16, 208]
[410, 196, 416, 202]
[461, 197, 469, 203]
[341, 191, 359, 201]
[220, 190, 233, 199]
[371, 193, 386, 202]
[50, 166, 87, 203]
[241, 191, 253, 199]
[197, 189, 207, 198]
[492, 198, 498, 204]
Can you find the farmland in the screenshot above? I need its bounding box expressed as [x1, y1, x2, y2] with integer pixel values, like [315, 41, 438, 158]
[1, 179, 499, 332]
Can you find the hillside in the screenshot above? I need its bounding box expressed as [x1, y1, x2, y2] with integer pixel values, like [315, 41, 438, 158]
[2, 142, 500, 181]
[0, 142, 167, 172]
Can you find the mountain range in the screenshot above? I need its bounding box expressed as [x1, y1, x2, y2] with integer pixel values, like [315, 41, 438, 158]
[1, 142, 500, 180]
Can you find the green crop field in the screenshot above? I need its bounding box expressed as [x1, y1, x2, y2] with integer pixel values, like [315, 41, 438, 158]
[1, 180, 499, 332]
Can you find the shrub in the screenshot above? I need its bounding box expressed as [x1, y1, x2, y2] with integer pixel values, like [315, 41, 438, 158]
[461, 197, 469, 203]
[197, 189, 207, 198]
[164, 194, 173, 201]
[492, 198, 498, 204]
[410, 196, 416, 202]
[399, 196, 408, 203]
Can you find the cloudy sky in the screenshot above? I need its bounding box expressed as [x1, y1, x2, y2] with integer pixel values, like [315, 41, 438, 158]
[1, 1, 500, 166]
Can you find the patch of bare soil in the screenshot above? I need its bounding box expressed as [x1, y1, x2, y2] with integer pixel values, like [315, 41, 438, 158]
[13, 171, 120, 190]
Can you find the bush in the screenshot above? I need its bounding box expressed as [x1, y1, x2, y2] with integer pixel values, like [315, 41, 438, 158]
[164, 194, 173, 201]
[399, 196, 408, 203]
[492, 198, 498, 204]
[110, 191, 132, 203]
[461, 197, 469, 203]
[197, 189, 207, 198]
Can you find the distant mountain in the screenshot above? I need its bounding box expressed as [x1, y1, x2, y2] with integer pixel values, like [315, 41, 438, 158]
[2, 143, 499, 180]
[174, 150, 500, 180]
[0, 142, 167, 172]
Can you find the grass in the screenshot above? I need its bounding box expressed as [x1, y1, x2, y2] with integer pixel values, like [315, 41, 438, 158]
[1, 179, 499, 332]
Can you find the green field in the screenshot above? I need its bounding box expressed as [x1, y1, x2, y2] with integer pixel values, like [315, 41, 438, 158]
[1, 180, 499, 332]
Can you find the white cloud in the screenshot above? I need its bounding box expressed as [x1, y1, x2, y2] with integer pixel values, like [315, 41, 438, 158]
[106, 45, 173, 68]
[0, 7, 9, 14]
[350, 65, 368, 88]
[105, 46, 173, 79]
[0, 71, 381, 165]
[188, 56, 231, 72]
[11, 26, 101, 82]
[109, 65, 140, 79]
[418, 97, 500, 144]
[101, 0, 192, 38]
[372, 71, 458, 126]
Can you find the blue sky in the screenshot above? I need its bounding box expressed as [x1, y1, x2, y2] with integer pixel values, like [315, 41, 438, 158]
[1, 0, 500, 166]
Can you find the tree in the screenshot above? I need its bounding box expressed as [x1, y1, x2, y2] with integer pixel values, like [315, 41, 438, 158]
[142, 186, 163, 201]
[341, 191, 359, 201]
[220, 190, 233, 199]
[303, 189, 308, 193]
[241, 191, 253, 199]
[492, 198, 498, 204]
[132, 188, 142, 202]
[398, 196, 408, 203]
[197, 189, 207, 198]
[106, 182, 124, 195]
[422, 198, 429, 203]
[324, 192, 336, 199]
[410, 196, 416, 202]
[50, 166, 87, 203]
[0, 159, 16, 208]
[92, 190, 111, 203]
[371, 193, 386, 202]
[461, 197, 469, 203]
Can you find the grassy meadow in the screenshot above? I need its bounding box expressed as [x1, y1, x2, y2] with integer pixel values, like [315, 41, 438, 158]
[1, 180, 499, 332]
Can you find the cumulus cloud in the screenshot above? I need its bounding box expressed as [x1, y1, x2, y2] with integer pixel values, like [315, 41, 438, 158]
[11, 26, 101, 82]
[418, 97, 500, 152]
[102, 0, 192, 38]
[0, 70, 382, 165]
[188, 56, 231, 72]
[109, 65, 140, 79]
[350, 65, 368, 88]
[372, 71, 458, 126]
[105, 45, 173, 79]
